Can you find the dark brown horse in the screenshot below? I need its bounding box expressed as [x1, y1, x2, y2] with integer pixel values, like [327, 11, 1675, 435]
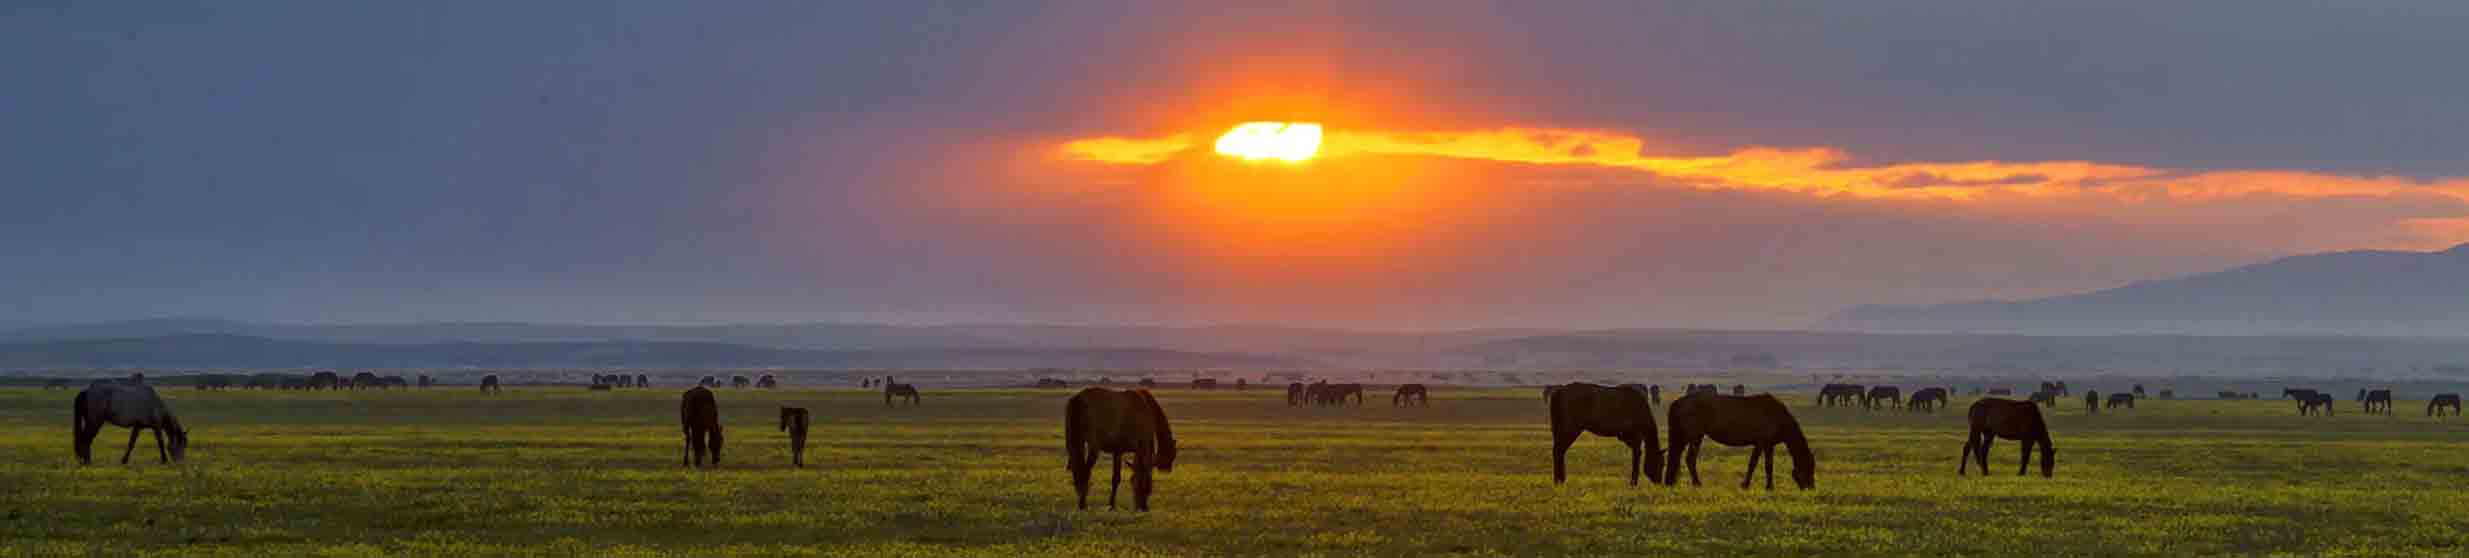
[779, 407, 810, 467]
[73, 382, 188, 465]
[680, 387, 722, 467]
[479, 374, 501, 394]
[1907, 387, 1949, 412]
[1961, 398, 2052, 477]
[2357, 389, 2393, 415]
[1064, 388, 1177, 511]
[2084, 390, 2100, 414]
[1392, 384, 1429, 406]
[1818, 384, 1865, 407]
[1547, 383, 1663, 486]
[1287, 382, 1307, 406]
[635, 374, 650, 388]
[884, 379, 921, 407]
[1663, 392, 1813, 490]
[1864, 386, 1901, 410]
[2106, 393, 2134, 409]
[1315, 383, 1364, 406]
[755, 375, 778, 389]
[2429, 393, 2463, 417]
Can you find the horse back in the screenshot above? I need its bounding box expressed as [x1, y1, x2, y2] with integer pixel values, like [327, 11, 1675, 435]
[1070, 388, 1153, 452]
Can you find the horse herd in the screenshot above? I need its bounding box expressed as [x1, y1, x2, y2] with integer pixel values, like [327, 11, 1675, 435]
[53, 374, 2463, 514]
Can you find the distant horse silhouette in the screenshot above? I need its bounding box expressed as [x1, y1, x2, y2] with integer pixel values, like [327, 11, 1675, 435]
[884, 379, 921, 407]
[1547, 383, 1663, 486]
[2428, 393, 2462, 417]
[698, 376, 718, 388]
[1907, 387, 1948, 412]
[2284, 388, 2321, 412]
[2357, 389, 2392, 415]
[731, 376, 751, 389]
[1393, 384, 1429, 406]
[1864, 386, 1901, 410]
[308, 371, 340, 390]
[1065, 388, 1177, 511]
[755, 375, 778, 389]
[2133, 384, 2146, 397]
[779, 407, 810, 467]
[2106, 393, 2134, 409]
[636, 374, 650, 388]
[1818, 384, 1865, 407]
[1288, 382, 1307, 406]
[2084, 391, 2100, 415]
[1663, 392, 1813, 490]
[73, 382, 189, 465]
[479, 375, 502, 394]
[679, 387, 722, 467]
[1732, 385, 1745, 396]
[1314, 383, 1364, 406]
[1686, 384, 1720, 396]
[2028, 390, 2058, 406]
[352, 372, 382, 390]
[1962, 398, 2053, 477]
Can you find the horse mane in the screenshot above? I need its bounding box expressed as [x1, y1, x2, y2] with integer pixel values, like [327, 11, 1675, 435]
[1135, 389, 1174, 470]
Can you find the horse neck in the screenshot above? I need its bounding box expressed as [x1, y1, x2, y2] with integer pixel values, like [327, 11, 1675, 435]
[1780, 423, 1814, 467]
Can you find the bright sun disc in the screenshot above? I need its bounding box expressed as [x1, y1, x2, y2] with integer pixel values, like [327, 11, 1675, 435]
[1214, 122, 1323, 162]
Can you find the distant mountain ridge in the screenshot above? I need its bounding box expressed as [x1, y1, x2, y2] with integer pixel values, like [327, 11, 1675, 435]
[0, 334, 1304, 369]
[1819, 243, 2469, 336]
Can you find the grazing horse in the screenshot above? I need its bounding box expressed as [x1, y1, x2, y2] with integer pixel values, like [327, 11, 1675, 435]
[2284, 388, 2322, 412]
[680, 387, 723, 467]
[2429, 394, 2463, 417]
[1393, 384, 1429, 406]
[1315, 383, 1365, 406]
[1907, 387, 1949, 412]
[2357, 389, 2393, 415]
[1864, 386, 1901, 411]
[73, 382, 189, 465]
[352, 372, 383, 390]
[698, 376, 719, 388]
[2106, 393, 2135, 409]
[2133, 384, 2146, 397]
[731, 376, 751, 389]
[884, 380, 922, 407]
[636, 374, 650, 388]
[779, 407, 810, 468]
[1663, 392, 1813, 490]
[1547, 383, 1664, 486]
[755, 375, 778, 389]
[2084, 391, 2100, 415]
[1288, 382, 1307, 406]
[2028, 390, 2058, 407]
[1818, 384, 1865, 407]
[1064, 388, 1177, 511]
[1961, 398, 2054, 477]
[308, 371, 340, 390]
[479, 374, 502, 394]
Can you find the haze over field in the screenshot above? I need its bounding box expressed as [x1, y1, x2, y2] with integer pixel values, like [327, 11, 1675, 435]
[10, 3, 2469, 333]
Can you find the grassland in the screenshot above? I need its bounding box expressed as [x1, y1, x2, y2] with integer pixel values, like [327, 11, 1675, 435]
[3, 385, 2466, 557]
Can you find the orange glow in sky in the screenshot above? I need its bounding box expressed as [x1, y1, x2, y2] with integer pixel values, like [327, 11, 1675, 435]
[1213, 122, 1323, 162]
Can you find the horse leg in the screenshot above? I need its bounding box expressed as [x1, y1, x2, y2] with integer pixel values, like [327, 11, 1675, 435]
[1740, 444, 1761, 489]
[153, 428, 168, 463]
[1071, 447, 1093, 510]
[1764, 444, 1776, 490]
[1551, 429, 1577, 484]
[121, 427, 142, 464]
[1625, 437, 1642, 487]
[1108, 453, 1123, 510]
[1960, 432, 1975, 476]
[2016, 439, 2033, 476]
[1974, 436, 1994, 476]
[1685, 439, 1703, 486]
[1133, 453, 1154, 512]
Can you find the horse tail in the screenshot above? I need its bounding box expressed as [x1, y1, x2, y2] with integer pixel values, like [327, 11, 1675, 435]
[1064, 394, 1089, 472]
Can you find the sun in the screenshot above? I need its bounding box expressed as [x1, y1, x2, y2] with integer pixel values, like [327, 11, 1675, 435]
[1214, 122, 1323, 162]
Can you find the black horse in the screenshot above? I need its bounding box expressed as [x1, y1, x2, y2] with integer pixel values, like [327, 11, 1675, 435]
[884, 377, 922, 407]
[2106, 393, 2135, 409]
[680, 387, 723, 467]
[1392, 384, 1429, 406]
[2429, 393, 2463, 417]
[779, 407, 810, 467]
[1962, 398, 2053, 478]
[1548, 383, 1663, 486]
[1664, 392, 1813, 490]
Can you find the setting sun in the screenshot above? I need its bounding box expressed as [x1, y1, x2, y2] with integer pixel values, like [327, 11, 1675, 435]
[1214, 122, 1323, 162]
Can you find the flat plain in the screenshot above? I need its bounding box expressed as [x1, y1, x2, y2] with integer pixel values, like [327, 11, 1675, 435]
[3, 385, 2466, 557]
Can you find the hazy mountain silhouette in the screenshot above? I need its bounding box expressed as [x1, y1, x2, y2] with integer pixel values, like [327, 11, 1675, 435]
[1819, 243, 2469, 335]
[0, 334, 1306, 369]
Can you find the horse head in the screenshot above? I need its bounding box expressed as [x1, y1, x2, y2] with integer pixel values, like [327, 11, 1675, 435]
[165, 416, 189, 462]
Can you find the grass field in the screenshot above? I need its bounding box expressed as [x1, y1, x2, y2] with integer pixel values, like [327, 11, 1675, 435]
[3, 385, 2467, 557]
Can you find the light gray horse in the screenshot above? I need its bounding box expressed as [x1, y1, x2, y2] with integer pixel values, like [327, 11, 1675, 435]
[74, 382, 188, 465]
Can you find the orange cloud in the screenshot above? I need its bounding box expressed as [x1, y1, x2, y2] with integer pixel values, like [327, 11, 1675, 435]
[1058, 126, 2469, 203]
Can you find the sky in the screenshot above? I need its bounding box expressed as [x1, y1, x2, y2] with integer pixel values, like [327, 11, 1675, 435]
[6, 1, 2468, 330]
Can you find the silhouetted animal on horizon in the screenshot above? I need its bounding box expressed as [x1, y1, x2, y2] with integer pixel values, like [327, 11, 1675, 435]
[2285, 388, 2322, 414]
[2133, 384, 2146, 397]
[2028, 389, 2058, 406]
[1962, 398, 2053, 478]
[2357, 389, 2393, 415]
[1864, 386, 1901, 411]
[1393, 384, 1429, 406]
[680, 387, 722, 467]
[479, 375, 501, 394]
[636, 374, 650, 388]
[731, 375, 751, 389]
[699, 376, 719, 388]
[1547, 383, 1664, 486]
[73, 382, 188, 465]
[1288, 382, 1307, 406]
[2106, 393, 2134, 409]
[308, 371, 340, 390]
[1664, 392, 1813, 490]
[1314, 382, 1364, 406]
[755, 375, 778, 389]
[1065, 388, 1177, 511]
[884, 377, 921, 407]
[1818, 384, 1865, 407]
[1732, 385, 1745, 396]
[2429, 394, 2462, 417]
[1907, 387, 1948, 412]
[779, 407, 809, 468]
[351, 372, 382, 390]
[2084, 391, 2100, 415]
